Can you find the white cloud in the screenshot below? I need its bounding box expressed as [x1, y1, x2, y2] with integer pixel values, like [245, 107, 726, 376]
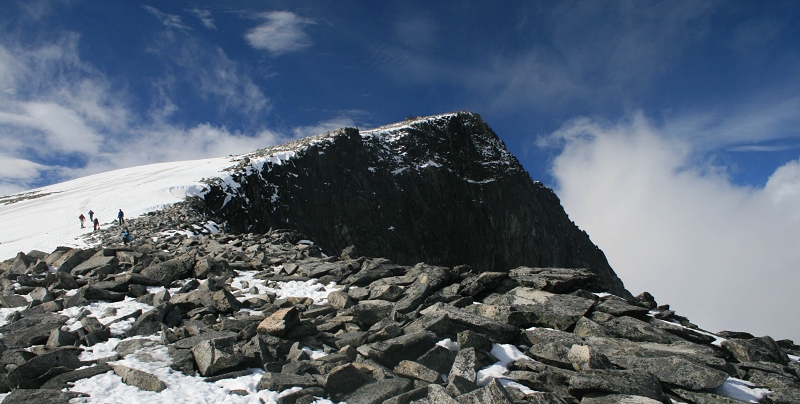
[292, 116, 359, 139]
[245, 11, 314, 56]
[545, 113, 800, 341]
[188, 8, 216, 30]
[143, 5, 192, 32]
[0, 154, 47, 181]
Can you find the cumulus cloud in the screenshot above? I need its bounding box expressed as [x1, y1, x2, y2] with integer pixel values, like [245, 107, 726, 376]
[544, 113, 800, 341]
[245, 11, 314, 56]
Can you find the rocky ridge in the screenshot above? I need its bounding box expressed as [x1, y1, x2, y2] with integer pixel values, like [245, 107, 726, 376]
[0, 204, 797, 403]
[200, 112, 630, 298]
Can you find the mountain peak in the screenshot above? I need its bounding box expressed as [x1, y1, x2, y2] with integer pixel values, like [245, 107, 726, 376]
[201, 113, 629, 297]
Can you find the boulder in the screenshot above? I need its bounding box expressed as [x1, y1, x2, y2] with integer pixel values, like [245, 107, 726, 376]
[257, 307, 300, 337]
[190, 336, 243, 376]
[356, 331, 437, 368]
[342, 378, 414, 404]
[0, 389, 85, 403]
[111, 364, 167, 392]
[722, 336, 790, 365]
[568, 369, 663, 401]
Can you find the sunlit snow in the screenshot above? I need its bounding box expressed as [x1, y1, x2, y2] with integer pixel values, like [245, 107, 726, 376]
[0, 157, 237, 260]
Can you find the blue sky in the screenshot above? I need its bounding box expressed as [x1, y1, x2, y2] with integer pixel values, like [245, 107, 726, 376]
[2, 1, 800, 340]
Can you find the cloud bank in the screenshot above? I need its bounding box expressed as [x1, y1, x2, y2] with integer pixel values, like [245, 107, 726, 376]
[545, 113, 800, 341]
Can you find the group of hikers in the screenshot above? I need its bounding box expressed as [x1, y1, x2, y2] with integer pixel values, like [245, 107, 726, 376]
[79, 209, 131, 244]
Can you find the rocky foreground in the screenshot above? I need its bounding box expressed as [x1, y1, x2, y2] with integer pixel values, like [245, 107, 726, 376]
[0, 204, 798, 404]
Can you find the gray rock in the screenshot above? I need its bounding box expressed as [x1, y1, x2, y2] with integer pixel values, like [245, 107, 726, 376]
[168, 346, 196, 375]
[671, 388, 752, 404]
[356, 331, 437, 368]
[39, 364, 113, 390]
[650, 318, 716, 344]
[0, 311, 69, 348]
[447, 347, 478, 396]
[747, 369, 800, 389]
[568, 344, 613, 371]
[343, 378, 414, 404]
[722, 336, 790, 365]
[369, 284, 405, 301]
[327, 290, 354, 309]
[573, 318, 610, 340]
[460, 272, 508, 297]
[114, 338, 159, 357]
[140, 255, 192, 286]
[568, 369, 663, 401]
[324, 363, 371, 395]
[52, 248, 96, 274]
[257, 307, 300, 337]
[394, 360, 441, 383]
[527, 341, 577, 370]
[767, 387, 800, 404]
[455, 378, 514, 403]
[70, 255, 118, 277]
[126, 308, 163, 337]
[393, 283, 430, 314]
[172, 330, 239, 349]
[610, 356, 729, 390]
[111, 364, 167, 392]
[46, 328, 78, 348]
[457, 330, 492, 351]
[190, 336, 243, 376]
[604, 316, 676, 344]
[492, 287, 595, 331]
[594, 295, 650, 318]
[343, 300, 394, 326]
[417, 303, 520, 343]
[0, 389, 86, 404]
[580, 394, 663, 404]
[6, 348, 82, 388]
[257, 372, 318, 391]
[0, 295, 30, 308]
[417, 345, 459, 374]
[509, 267, 600, 294]
[427, 383, 459, 404]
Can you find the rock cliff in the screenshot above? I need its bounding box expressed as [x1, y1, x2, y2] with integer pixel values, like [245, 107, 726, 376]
[201, 112, 629, 298]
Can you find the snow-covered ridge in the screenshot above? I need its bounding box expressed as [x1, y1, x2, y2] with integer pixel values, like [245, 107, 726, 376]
[211, 111, 523, 204]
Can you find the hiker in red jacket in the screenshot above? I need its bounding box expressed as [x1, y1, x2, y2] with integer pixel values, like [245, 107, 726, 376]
[79, 213, 86, 228]
[93, 218, 100, 231]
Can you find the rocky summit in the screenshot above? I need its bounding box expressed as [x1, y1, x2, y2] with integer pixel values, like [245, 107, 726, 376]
[0, 113, 798, 403]
[201, 112, 628, 298]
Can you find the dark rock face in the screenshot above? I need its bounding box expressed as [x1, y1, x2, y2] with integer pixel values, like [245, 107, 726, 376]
[201, 112, 630, 298]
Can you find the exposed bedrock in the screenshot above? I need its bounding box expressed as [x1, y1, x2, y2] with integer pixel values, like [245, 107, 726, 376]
[202, 112, 630, 298]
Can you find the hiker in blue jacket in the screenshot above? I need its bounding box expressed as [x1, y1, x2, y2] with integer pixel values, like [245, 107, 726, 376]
[118, 209, 125, 225]
[122, 229, 132, 245]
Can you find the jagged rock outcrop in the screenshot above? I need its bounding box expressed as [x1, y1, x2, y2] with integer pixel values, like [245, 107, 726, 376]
[200, 112, 630, 298]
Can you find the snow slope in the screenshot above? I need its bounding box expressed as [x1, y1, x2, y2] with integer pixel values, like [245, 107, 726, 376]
[0, 157, 237, 261]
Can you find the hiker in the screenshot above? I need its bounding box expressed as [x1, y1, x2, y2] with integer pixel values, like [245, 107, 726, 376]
[79, 213, 86, 228]
[93, 218, 100, 231]
[122, 229, 132, 245]
[118, 209, 125, 225]
[88, 210, 94, 222]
